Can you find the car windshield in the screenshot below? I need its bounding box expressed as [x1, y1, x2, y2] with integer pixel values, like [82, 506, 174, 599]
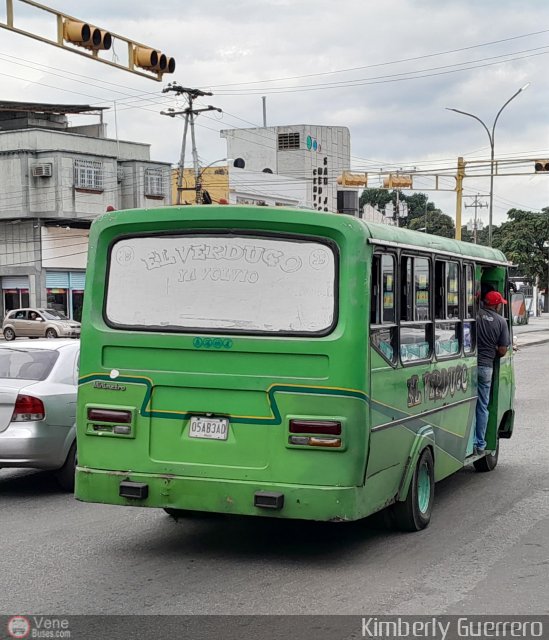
[40, 309, 68, 320]
[0, 348, 59, 380]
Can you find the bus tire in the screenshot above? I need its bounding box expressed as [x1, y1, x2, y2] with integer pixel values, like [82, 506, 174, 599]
[473, 438, 499, 473]
[392, 448, 434, 532]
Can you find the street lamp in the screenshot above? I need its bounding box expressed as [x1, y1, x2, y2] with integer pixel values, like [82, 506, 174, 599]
[446, 83, 530, 246]
[195, 158, 231, 204]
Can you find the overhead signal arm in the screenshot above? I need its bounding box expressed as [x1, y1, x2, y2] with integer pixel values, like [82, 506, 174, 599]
[1, 0, 175, 81]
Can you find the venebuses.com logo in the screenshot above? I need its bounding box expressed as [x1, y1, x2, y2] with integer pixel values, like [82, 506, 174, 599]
[7, 616, 30, 639]
[6, 616, 71, 639]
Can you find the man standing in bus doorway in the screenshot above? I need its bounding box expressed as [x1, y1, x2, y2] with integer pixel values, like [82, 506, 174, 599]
[475, 290, 511, 455]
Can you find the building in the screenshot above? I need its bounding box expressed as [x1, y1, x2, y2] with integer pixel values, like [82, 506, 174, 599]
[220, 125, 351, 213]
[0, 101, 171, 320]
[171, 163, 307, 209]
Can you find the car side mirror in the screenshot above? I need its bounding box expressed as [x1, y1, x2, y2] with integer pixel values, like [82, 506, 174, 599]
[38, 318, 45, 322]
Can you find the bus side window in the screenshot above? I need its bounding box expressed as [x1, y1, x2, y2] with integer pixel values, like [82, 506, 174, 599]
[463, 264, 476, 355]
[434, 260, 460, 358]
[400, 256, 433, 364]
[370, 253, 397, 364]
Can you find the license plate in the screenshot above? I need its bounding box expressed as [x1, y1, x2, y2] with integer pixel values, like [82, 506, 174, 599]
[188, 416, 229, 440]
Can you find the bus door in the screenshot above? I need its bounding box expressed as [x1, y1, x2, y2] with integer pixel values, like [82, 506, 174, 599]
[478, 266, 514, 448]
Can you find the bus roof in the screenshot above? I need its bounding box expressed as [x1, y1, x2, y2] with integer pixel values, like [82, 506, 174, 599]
[93, 205, 509, 266]
[359, 220, 509, 266]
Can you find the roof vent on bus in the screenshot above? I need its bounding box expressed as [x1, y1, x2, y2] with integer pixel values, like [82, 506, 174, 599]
[32, 163, 52, 178]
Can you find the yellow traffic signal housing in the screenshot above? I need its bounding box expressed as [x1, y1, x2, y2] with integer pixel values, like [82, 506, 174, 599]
[383, 174, 413, 188]
[336, 171, 368, 187]
[134, 47, 176, 74]
[534, 160, 549, 172]
[63, 20, 111, 50]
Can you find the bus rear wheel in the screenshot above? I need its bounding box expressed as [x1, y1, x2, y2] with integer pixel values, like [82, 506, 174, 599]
[392, 448, 434, 532]
[473, 438, 499, 473]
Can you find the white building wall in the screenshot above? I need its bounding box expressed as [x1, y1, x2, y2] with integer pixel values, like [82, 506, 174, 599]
[41, 227, 89, 269]
[0, 129, 151, 161]
[221, 128, 278, 173]
[0, 156, 25, 218]
[229, 168, 307, 207]
[221, 125, 350, 213]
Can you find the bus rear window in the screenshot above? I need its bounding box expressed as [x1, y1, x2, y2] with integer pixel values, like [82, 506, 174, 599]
[106, 235, 336, 334]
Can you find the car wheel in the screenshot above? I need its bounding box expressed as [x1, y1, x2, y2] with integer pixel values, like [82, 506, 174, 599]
[391, 448, 435, 532]
[45, 328, 58, 339]
[55, 442, 76, 492]
[3, 328, 15, 341]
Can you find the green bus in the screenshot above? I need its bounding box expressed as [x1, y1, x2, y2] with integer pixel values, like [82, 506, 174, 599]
[75, 205, 514, 531]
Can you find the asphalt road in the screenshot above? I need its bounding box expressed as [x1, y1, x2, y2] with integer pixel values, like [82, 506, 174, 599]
[1, 343, 548, 616]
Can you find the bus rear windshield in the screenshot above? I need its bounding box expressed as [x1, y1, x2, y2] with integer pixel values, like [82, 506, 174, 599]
[106, 235, 336, 334]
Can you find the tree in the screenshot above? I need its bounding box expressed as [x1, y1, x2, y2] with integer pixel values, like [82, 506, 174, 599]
[408, 210, 455, 238]
[492, 209, 549, 283]
[359, 188, 393, 212]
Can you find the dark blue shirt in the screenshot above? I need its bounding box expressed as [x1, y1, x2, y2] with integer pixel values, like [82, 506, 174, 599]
[477, 306, 510, 368]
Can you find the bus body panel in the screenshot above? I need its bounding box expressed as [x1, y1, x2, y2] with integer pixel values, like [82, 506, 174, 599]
[76, 205, 514, 522]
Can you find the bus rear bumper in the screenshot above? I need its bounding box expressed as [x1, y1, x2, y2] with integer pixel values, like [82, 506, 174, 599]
[75, 466, 362, 522]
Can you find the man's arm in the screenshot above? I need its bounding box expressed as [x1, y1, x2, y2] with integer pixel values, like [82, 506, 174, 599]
[496, 317, 511, 357]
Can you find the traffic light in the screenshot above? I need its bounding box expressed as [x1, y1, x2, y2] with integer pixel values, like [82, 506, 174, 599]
[534, 160, 549, 172]
[336, 171, 368, 187]
[134, 47, 176, 74]
[383, 174, 413, 188]
[63, 20, 112, 50]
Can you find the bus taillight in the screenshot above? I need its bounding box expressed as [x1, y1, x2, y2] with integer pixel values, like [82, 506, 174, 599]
[87, 408, 132, 423]
[288, 419, 342, 448]
[289, 419, 341, 435]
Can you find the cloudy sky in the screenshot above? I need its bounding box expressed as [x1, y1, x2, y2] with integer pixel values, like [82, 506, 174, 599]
[1, 0, 548, 226]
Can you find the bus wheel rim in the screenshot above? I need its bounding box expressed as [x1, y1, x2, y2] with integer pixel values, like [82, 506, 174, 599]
[417, 462, 431, 514]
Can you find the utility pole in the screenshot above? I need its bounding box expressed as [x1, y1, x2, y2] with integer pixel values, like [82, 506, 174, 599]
[455, 157, 465, 240]
[161, 84, 222, 205]
[464, 194, 488, 244]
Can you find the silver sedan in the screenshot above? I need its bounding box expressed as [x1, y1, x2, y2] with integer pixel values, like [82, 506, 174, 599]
[0, 339, 79, 491]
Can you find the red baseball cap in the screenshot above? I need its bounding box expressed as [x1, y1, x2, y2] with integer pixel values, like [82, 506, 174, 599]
[484, 291, 507, 305]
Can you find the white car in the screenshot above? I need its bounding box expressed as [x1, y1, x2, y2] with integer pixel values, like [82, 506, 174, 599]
[0, 340, 79, 490]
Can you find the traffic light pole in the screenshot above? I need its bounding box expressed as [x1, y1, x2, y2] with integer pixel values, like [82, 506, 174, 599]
[1, 0, 176, 80]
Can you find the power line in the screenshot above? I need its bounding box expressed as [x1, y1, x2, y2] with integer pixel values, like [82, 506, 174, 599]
[206, 29, 549, 88]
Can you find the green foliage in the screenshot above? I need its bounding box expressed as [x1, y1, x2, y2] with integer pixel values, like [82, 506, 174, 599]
[492, 209, 549, 283]
[359, 188, 393, 212]
[408, 211, 455, 238]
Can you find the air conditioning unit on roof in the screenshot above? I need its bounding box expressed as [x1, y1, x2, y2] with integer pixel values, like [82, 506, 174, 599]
[32, 163, 53, 178]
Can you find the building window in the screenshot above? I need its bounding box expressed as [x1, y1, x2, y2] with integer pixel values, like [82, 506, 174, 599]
[278, 133, 300, 150]
[74, 159, 103, 191]
[145, 168, 165, 197]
